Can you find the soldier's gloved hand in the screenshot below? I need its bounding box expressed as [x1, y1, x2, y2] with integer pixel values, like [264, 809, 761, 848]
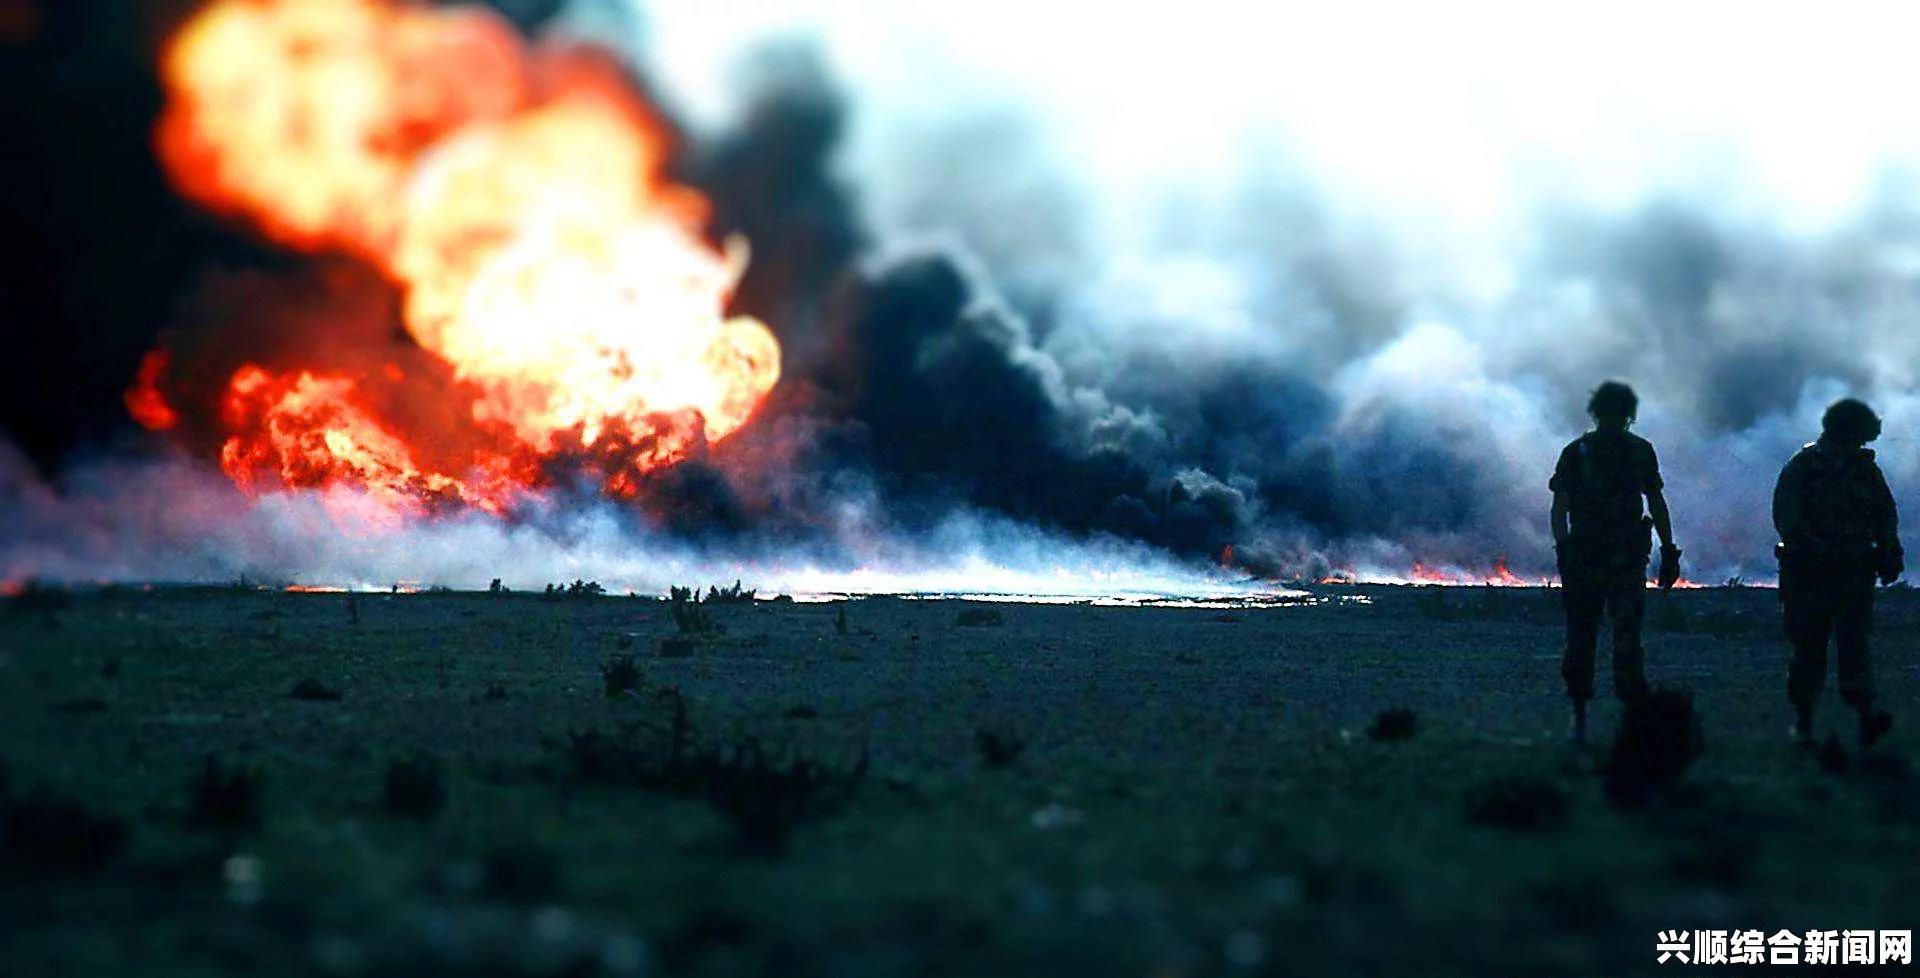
[1878, 546, 1905, 586]
[1657, 545, 1683, 592]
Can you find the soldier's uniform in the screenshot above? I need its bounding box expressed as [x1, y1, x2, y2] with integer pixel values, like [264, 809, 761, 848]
[1551, 429, 1662, 704]
[1772, 443, 1901, 712]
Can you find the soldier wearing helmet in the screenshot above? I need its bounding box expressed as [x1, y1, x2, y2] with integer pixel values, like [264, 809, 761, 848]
[1773, 397, 1902, 747]
[1550, 381, 1682, 743]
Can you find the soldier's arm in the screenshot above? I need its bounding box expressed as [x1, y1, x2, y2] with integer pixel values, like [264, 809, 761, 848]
[1772, 459, 1806, 543]
[1648, 488, 1675, 550]
[1644, 442, 1675, 549]
[1872, 465, 1900, 549]
[1548, 443, 1575, 546]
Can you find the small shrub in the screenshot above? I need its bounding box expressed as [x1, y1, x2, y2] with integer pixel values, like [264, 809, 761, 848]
[1604, 687, 1703, 807]
[1666, 832, 1759, 887]
[483, 843, 562, 901]
[1818, 733, 1850, 775]
[552, 689, 864, 856]
[0, 791, 129, 879]
[6, 580, 70, 627]
[976, 727, 1026, 769]
[483, 681, 509, 702]
[954, 607, 1004, 627]
[670, 586, 716, 635]
[488, 578, 505, 595]
[601, 654, 643, 697]
[50, 697, 108, 715]
[288, 678, 343, 702]
[564, 727, 647, 786]
[1465, 775, 1570, 831]
[1366, 707, 1419, 743]
[1649, 604, 1756, 639]
[384, 755, 447, 819]
[704, 737, 867, 857]
[705, 580, 757, 605]
[188, 756, 265, 832]
[661, 634, 719, 658]
[1412, 587, 1462, 622]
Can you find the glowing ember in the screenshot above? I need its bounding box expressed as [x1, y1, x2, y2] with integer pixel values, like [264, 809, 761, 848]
[1486, 557, 1524, 587]
[125, 350, 180, 432]
[217, 364, 499, 512]
[136, 0, 781, 510]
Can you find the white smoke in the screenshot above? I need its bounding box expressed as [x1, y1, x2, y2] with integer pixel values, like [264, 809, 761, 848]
[630, 0, 1920, 579]
[0, 441, 1260, 596]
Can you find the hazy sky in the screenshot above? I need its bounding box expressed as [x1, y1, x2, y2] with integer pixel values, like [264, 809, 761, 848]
[633, 0, 1920, 237]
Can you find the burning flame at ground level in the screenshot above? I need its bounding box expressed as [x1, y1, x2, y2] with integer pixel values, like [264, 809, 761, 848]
[1316, 562, 1713, 588]
[132, 0, 781, 513]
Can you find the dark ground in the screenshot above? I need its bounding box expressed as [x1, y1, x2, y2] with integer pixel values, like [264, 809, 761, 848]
[1, 583, 1916, 976]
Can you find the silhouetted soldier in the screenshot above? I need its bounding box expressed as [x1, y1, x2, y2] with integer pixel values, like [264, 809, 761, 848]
[1550, 381, 1682, 742]
[1773, 398, 1902, 747]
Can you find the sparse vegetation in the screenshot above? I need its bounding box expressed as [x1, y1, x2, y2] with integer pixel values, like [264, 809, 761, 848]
[543, 579, 606, 601]
[1818, 733, 1850, 774]
[1411, 585, 1555, 624]
[187, 756, 265, 832]
[705, 580, 756, 605]
[383, 755, 447, 819]
[1366, 707, 1419, 742]
[703, 735, 868, 856]
[1604, 687, 1703, 807]
[1464, 775, 1571, 831]
[482, 843, 563, 901]
[5, 579, 71, 627]
[1648, 599, 1760, 638]
[0, 791, 129, 879]
[2, 585, 1914, 976]
[288, 677, 343, 702]
[601, 653, 643, 697]
[669, 585, 717, 635]
[954, 606, 1004, 627]
[975, 727, 1026, 768]
[556, 687, 865, 856]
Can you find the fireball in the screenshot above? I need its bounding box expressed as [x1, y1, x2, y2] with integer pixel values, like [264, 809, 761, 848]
[137, 0, 782, 512]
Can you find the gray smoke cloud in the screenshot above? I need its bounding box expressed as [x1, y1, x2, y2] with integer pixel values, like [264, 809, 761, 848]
[630, 2, 1920, 582]
[9, 0, 1920, 591]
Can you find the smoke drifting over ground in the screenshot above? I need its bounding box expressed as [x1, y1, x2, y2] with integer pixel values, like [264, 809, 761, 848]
[5, 0, 1920, 589]
[642, 1, 1920, 583]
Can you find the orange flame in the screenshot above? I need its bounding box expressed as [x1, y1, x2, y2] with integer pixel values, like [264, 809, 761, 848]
[125, 350, 180, 432]
[217, 364, 506, 512]
[138, 0, 781, 510]
[1486, 556, 1524, 587]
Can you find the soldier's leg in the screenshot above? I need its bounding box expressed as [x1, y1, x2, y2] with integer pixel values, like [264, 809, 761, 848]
[1781, 565, 1834, 717]
[1561, 575, 1605, 706]
[1833, 564, 1877, 709]
[1608, 565, 1650, 702]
